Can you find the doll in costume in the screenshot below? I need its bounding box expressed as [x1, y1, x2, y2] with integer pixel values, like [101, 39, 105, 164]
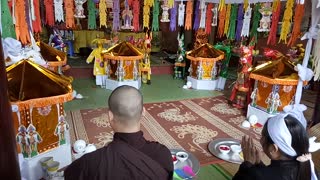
[86, 38, 108, 87]
[16, 125, 30, 158]
[27, 124, 42, 157]
[141, 28, 152, 84]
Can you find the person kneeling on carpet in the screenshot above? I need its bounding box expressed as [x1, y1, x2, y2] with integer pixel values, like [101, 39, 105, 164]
[233, 112, 319, 180]
[64, 85, 173, 180]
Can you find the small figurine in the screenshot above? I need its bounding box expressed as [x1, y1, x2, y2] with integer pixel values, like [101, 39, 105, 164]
[27, 124, 42, 157]
[144, 28, 152, 54]
[121, 0, 134, 30]
[16, 125, 30, 158]
[257, 3, 272, 32]
[74, 0, 87, 18]
[116, 60, 125, 81]
[140, 53, 151, 84]
[250, 88, 258, 107]
[54, 115, 70, 145]
[161, 0, 170, 22]
[241, 7, 252, 37]
[48, 28, 66, 51]
[196, 62, 204, 80]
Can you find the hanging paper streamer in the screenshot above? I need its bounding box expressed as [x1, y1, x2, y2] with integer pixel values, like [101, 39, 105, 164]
[170, 2, 177, 31]
[178, 1, 185, 27]
[133, 0, 140, 31]
[199, 1, 207, 29]
[193, 1, 200, 30]
[205, 3, 213, 34]
[228, 4, 238, 40]
[241, 5, 252, 37]
[32, 0, 42, 33]
[249, 3, 261, 44]
[288, 3, 305, 46]
[113, 0, 120, 31]
[267, 0, 280, 45]
[88, 0, 97, 29]
[168, 0, 174, 8]
[217, 6, 226, 38]
[244, 0, 249, 11]
[143, 1, 151, 28]
[25, 0, 32, 32]
[185, 0, 193, 30]
[1, 0, 16, 38]
[235, 4, 244, 41]
[54, 0, 64, 22]
[223, 4, 231, 36]
[218, 0, 225, 11]
[64, 0, 75, 28]
[45, 0, 55, 26]
[144, 0, 154, 7]
[99, 0, 107, 27]
[279, 0, 294, 44]
[211, 6, 218, 27]
[15, 0, 30, 44]
[152, 0, 160, 31]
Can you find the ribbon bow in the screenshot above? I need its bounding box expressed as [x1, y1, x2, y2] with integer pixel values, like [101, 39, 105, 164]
[301, 27, 319, 40]
[294, 64, 314, 81]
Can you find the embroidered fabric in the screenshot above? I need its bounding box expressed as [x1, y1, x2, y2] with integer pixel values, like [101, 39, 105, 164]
[178, 2, 185, 27]
[54, 0, 64, 22]
[241, 6, 252, 37]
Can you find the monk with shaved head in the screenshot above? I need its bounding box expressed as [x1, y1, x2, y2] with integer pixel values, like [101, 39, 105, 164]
[65, 86, 173, 180]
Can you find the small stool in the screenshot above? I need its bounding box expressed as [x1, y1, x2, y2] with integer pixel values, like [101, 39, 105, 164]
[174, 62, 186, 79]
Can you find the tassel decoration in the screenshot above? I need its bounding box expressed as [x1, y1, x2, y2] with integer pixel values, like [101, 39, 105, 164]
[223, 4, 231, 36]
[217, 5, 226, 38]
[228, 4, 238, 40]
[185, 0, 193, 30]
[235, 4, 244, 41]
[152, 0, 160, 31]
[133, 0, 140, 31]
[287, 3, 305, 46]
[170, 2, 177, 31]
[279, 0, 294, 44]
[205, 3, 214, 34]
[267, 0, 281, 45]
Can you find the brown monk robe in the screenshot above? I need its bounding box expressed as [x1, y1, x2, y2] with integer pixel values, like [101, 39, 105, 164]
[64, 86, 173, 180]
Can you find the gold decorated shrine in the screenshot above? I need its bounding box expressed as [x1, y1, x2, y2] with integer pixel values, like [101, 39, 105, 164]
[102, 42, 144, 81]
[7, 60, 73, 155]
[186, 43, 225, 80]
[249, 57, 304, 112]
[38, 41, 67, 73]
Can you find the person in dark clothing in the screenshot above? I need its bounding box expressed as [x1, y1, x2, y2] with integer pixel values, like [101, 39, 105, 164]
[64, 86, 174, 180]
[233, 113, 318, 180]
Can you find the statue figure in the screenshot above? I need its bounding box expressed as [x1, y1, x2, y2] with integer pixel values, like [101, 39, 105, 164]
[16, 125, 30, 158]
[197, 62, 203, 80]
[257, 3, 272, 32]
[160, 0, 170, 22]
[144, 28, 152, 54]
[74, 0, 87, 18]
[121, 0, 134, 30]
[250, 88, 258, 107]
[27, 124, 42, 157]
[54, 115, 70, 145]
[116, 60, 125, 81]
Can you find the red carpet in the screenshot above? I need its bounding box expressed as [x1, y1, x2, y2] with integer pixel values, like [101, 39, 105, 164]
[66, 96, 262, 165]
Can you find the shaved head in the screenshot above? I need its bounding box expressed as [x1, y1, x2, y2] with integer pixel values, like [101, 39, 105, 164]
[108, 86, 143, 124]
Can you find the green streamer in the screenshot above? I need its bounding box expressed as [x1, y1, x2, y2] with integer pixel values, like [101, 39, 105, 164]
[227, 4, 238, 40]
[152, 0, 160, 31]
[250, 3, 261, 45]
[214, 44, 231, 78]
[88, 0, 97, 30]
[1, 0, 16, 38]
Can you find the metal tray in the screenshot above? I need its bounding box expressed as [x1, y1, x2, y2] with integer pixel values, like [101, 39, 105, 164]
[208, 138, 243, 164]
[170, 149, 200, 179]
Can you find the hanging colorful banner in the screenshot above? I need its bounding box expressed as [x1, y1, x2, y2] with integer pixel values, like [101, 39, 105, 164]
[199, 1, 207, 29]
[178, 1, 185, 27]
[205, 3, 214, 34]
[133, 0, 140, 31]
[143, 2, 150, 28]
[45, 0, 55, 26]
[227, 4, 238, 40]
[88, 0, 97, 29]
[99, 0, 107, 27]
[267, 0, 280, 45]
[217, 6, 226, 37]
[113, 0, 120, 31]
[15, 0, 30, 44]
[54, 0, 64, 22]
[152, 0, 160, 31]
[235, 4, 244, 41]
[170, 2, 177, 31]
[193, 0, 200, 30]
[64, 0, 75, 28]
[223, 4, 232, 36]
[288, 3, 305, 46]
[241, 5, 252, 37]
[185, 0, 193, 30]
[1, 0, 16, 38]
[32, 0, 42, 33]
[279, 0, 294, 44]
[250, 3, 261, 44]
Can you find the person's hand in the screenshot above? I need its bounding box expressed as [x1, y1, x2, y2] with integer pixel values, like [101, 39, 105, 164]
[241, 135, 261, 165]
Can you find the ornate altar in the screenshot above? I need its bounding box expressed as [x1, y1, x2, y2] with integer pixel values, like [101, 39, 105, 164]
[7, 60, 73, 180]
[102, 42, 144, 90]
[186, 43, 225, 90]
[247, 57, 305, 124]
